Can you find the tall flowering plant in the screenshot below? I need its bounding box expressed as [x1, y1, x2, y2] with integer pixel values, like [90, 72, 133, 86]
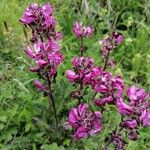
[20, 3, 64, 128]
[20, 3, 150, 150]
[66, 21, 150, 149]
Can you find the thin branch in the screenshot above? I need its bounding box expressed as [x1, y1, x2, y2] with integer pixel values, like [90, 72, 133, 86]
[46, 74, 58, 129]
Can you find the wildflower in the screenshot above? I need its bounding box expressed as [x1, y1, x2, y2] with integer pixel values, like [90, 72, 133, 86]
[66, 57, 95, 84]
[34, 80, 46, 91]
[68, 103, 102, 139]
[100, 32, 123, 69]
[140, 110, 150, 127]
[73, 21, 93, 38]
[111, 132, 125, 150]
[20, 3, 59, 39]
[65, 70, 79, 82]
[121, 119, 137, 129]
[41, 3, 53, 17]
[20, 3, 40, 25]
[128, 130, 138, 141]
[116, 98, 134, 116]
[127, 86, 149, 104]
[94, 96, 113, 106]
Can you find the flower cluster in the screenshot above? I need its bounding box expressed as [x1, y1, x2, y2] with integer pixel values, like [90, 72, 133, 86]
[20, 4, 150, 149]
[20, 3, 63, 127]
[83, 67, 124, 105]
[20, 3, 64, 92]
[20, 3, 62, 42]
[100, 32, 123, 68]
[66, 20, 150, 150]
[66, 57, 94, 83]
[26, 40, 63, 78]
[68, 103, 102, 140]
[119, 86, 150, 140]
[73, 21, 94, 38]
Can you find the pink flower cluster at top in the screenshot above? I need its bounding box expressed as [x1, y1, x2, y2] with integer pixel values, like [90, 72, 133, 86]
[73, 21, 94, 38]
[20, 3, 62, 42]
[20, 3, 64, 92]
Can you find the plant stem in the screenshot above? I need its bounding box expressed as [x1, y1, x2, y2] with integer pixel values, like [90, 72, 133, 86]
[78, 82, 83, 105]
[46, 74, 58, 129]
[80, 37, 83, 57]
[103, 50, 110, 71]
[77, 37, 84, 104]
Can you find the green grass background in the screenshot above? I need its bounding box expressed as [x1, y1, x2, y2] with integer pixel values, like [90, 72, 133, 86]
[0, 0, 150, 149]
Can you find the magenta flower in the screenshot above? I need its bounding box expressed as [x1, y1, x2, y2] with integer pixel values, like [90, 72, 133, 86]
[94, 96, 113, 106]
[66, 57, 95, 84]
[34, 80, 46, 91]
[26, 40, 63, 76]
[140, 110, 150, 127]
[25, 46, 36, 58]
[112, 76, 124, 97]
[20, 3, 59, 40]
[68, 103, 102, 139]
[20, 3, 40, 25]
[100, 32, 123, 69]
[41, 3, 53, 17]
[111, 32, 124, 45]
[116, 98, 134, 115]
[55, 32, 63, 40]
[122, 119, 137, 129]
[65, 70, 79, 82]
[72, 57, 94, 69]
[127, 86, 149, 104]
[111, 132, 125, 150]
[73, 21, 93, 38]
[128, 130, 138, 141]
[42, 15, 56, 29]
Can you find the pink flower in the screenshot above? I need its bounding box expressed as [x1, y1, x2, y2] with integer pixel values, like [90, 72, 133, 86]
[34, 80, 45, 91]
[42, 15, 56, 28]
[94, 96, 113, 106]
[84, 26, 94, 37]
[66, 57, 95, 84]
[55, 32, 63, 40]
[128, 130, 138, 141]
[68, 103, 102, 140]
[73, 21, 93, 38]
[20, 3, 57, 38]
[25, 46, 36, 58]
[26, 40, 63, 76]
[140, 110, 150, 127]
[112, 76, 124, 97]
[93, 71, 112, 93]
[83, 66, 102, 86]
[41, 3, 53, 17]
[36, 59, 48, 66]
[20, 3, 40, 25]
[48, 53, 64, 65]
[66, 70, 79, 82]
[122, 119, 137, 129]
[111, 32, 124, 45]
[100, 32, 124, 69]
[127, 86, 149, 103]
[47, 40, 61, 52]
[116, 98, 134, 115]
[72, 57, 94, 69]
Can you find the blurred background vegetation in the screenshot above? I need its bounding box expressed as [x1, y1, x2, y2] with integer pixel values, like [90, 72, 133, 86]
[0, 0, 150, 149]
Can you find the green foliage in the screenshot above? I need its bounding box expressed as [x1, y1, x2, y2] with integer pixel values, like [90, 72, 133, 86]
[0, 0, 149, 149]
